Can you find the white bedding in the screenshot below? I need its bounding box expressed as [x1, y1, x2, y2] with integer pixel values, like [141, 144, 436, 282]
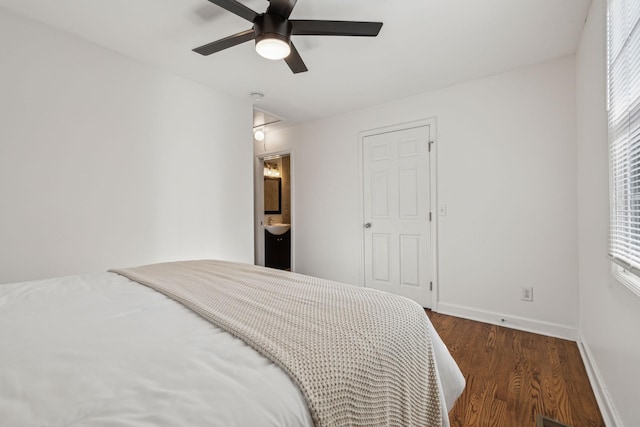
[0, 271, 464, 426]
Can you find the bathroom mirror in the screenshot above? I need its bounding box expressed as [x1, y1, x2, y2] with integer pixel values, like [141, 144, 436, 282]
[264, 177, 281, 214]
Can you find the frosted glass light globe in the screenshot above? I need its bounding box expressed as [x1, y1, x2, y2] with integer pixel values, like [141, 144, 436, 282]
[256, 38, 291, 60]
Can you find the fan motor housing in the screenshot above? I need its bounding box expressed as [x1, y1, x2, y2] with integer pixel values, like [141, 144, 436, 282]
[254, 13, 292, 46]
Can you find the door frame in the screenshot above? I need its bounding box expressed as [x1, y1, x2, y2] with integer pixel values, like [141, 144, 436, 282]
[254, 150, 295, 271]
[357, 118, 439, 310]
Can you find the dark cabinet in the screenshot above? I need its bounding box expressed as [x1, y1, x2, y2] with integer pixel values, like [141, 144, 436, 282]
[265, 230, 291, 270]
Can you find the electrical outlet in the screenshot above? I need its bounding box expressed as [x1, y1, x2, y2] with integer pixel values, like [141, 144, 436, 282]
[521, 287, 533, 302]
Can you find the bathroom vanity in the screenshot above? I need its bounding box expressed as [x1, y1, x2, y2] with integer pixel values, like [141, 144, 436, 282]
[265, 228, 291, 270]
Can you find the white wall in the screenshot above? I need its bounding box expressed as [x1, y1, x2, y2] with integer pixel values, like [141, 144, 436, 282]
[257, 56, 579, 337]
[576, 1, 640, 426]
[0, 8, 254, 283]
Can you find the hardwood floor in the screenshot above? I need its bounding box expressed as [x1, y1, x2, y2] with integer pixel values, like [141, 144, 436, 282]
[426, 311, 605, 427]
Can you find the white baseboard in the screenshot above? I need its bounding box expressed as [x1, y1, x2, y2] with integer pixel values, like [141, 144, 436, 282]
[435, 302, 577, 341]
[576, 332, 624, 427]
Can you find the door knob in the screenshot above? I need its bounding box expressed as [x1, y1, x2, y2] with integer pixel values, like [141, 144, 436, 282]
[364, 222, 372, 229]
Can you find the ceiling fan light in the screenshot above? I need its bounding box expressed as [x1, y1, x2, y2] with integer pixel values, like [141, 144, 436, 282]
[256, 37, 291, 60]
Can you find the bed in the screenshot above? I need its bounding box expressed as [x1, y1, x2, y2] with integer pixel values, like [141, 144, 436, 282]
[0, 260, 464, 426]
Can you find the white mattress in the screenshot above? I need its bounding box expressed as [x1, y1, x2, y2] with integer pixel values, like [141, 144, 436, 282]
[0, 271, 464, 426]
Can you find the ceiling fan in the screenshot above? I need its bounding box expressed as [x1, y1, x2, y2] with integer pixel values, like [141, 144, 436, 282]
[192, 0, 383, 74]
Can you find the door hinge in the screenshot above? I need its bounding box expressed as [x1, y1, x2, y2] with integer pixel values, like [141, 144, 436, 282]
[429, 212, 432, 221]
[430, 281, 433, 291]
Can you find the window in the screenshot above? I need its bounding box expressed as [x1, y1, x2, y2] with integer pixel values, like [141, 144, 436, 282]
[608, 0, 640, 296]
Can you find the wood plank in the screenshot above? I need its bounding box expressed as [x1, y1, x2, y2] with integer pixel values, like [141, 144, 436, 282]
[426, 310, 605, 427]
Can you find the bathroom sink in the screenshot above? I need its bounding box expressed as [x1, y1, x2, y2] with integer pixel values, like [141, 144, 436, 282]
[265, 223, 290, 235]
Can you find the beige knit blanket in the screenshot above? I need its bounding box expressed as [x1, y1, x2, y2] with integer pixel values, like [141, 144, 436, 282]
[110, 260, 443, 427]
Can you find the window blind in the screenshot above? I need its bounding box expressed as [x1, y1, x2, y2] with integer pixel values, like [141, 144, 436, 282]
[608, 0, 640, 276]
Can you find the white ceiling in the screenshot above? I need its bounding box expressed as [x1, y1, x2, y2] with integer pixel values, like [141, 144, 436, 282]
[0, 0, 592, 129]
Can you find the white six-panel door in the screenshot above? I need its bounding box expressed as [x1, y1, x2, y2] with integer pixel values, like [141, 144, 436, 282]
[363, 125, 432, 307]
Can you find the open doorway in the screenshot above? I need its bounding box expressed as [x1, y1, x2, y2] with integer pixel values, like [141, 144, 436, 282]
[255, 154, 292, 270]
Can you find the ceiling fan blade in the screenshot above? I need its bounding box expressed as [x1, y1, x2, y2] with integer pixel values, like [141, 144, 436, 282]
[206, 0, 258, 22]
[290, 20, 383, 37]
[266, 0, 297, 19]
[284, 43, 308, 74]
[193, 29, 255, 56]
